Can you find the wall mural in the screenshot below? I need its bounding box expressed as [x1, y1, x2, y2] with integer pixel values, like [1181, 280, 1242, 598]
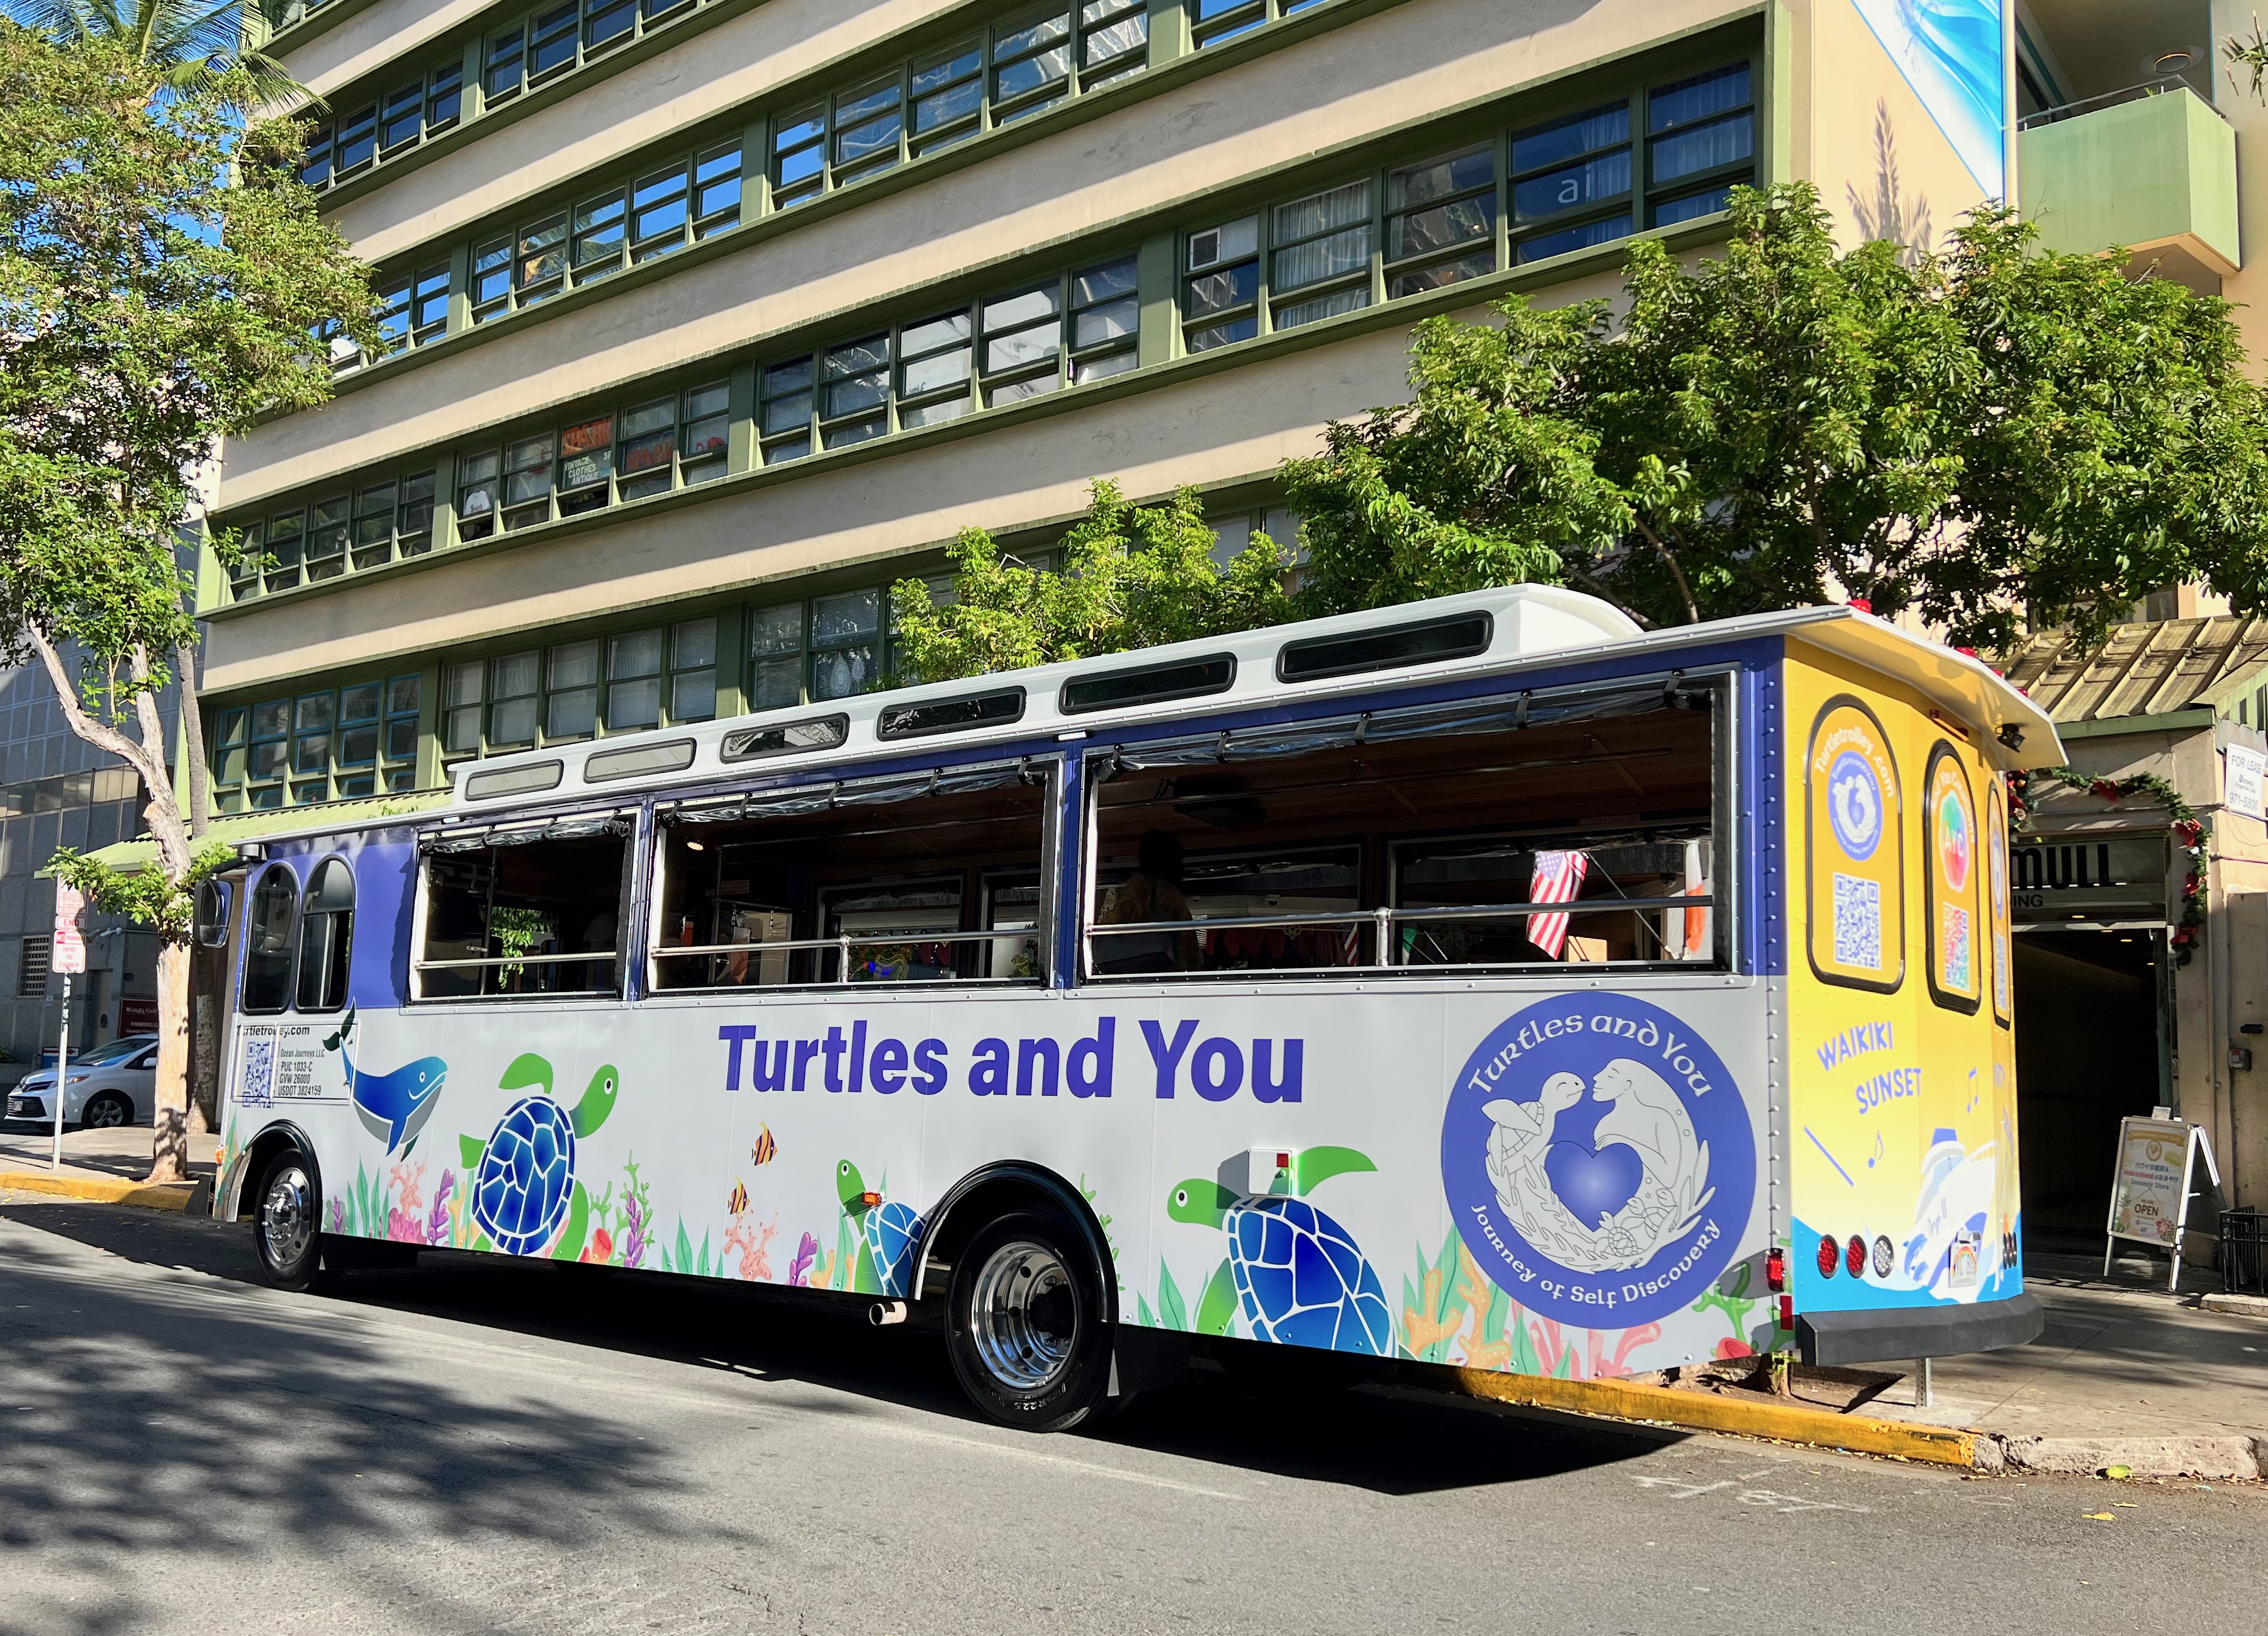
[1849, 0, 2007, 198]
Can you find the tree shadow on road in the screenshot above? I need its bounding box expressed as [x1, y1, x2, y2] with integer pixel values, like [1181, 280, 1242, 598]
[4, 1201, 1676, 1514]
[0, 1208, 755, 1636]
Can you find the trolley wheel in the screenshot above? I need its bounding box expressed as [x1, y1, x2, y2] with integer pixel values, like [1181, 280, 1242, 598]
[945, 1208, 1111, 1433]
[251, 1147, 341, 1293]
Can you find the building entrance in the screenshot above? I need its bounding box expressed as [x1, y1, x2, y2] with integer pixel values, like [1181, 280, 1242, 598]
[2013, 930, 2164, 1239]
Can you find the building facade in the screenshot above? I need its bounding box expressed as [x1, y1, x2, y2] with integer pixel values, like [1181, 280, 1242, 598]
[0, 653, 167, 1093]
[201, 6, 2259, 1194]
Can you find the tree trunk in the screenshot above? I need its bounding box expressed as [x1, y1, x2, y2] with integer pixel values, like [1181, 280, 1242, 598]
[176, 638, 210, 840]
[148, 937, 192, 1183]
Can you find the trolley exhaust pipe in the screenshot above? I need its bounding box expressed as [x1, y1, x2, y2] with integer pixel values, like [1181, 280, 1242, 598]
[869, 1300, 909, 1326]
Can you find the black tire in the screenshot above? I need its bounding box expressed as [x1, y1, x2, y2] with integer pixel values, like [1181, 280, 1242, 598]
[250, 1148, 342, 1293]
[79, 1092, 130, 1131]
[945, 1207, 1113, 1433]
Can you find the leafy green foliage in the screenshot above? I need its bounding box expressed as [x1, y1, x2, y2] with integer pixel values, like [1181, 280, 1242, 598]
[890, 481, 1294, 683]
[3, 1, 304, 110]
[1, 29, 375, 1178]
[45, 840, 230, 939]
[1287, 183, 2268, 649]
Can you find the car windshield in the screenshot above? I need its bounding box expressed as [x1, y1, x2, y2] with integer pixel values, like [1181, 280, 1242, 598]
[76, 1037, 154, 1066]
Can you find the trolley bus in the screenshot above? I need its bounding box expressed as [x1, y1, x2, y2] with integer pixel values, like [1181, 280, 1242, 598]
[204, 585, 2055, 1429]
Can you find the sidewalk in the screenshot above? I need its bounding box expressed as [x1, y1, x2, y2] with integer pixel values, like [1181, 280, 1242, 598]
[1848, 1248, 2268, 1477]
[0, 1120, 218, 1209]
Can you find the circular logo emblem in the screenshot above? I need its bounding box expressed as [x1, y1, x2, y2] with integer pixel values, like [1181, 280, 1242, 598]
[1441, 994, 1754, 1328]
[1827, 750, 1883, 861]
[1937, 788, 1972, 891]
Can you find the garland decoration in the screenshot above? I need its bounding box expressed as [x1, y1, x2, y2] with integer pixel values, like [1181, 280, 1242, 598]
[2006, 768, 2207, 965]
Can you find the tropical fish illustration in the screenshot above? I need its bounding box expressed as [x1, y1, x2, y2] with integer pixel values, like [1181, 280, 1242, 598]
[327, 1009, 448, 1155]
[727, 1178, 749, 1214]
[749, 1124, 777, 1166]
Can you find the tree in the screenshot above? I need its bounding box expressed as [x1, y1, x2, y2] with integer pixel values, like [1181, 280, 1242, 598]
[2, 0, 301, 109]
[891, 482, 1294, 682]
[0, 28, 376, 1180]
[1284, 183, 2268, 648]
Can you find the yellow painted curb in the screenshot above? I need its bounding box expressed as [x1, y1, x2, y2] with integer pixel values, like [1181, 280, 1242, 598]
[0, 1170, 196, 1212]
[1439, 1365, 1978, 1467]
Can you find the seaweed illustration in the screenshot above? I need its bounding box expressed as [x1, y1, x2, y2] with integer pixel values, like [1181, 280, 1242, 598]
[1133, 1258, 1237, 1335]
[1690, 1258, 1775, 1358]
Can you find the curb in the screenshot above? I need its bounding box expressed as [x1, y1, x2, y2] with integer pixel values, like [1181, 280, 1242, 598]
[1438, 1365, 1979, 1467]
[1993, 1434, 2265, 1481]
[0, 1170, 206, 1214]
[2199, 1292, 2268, 1319]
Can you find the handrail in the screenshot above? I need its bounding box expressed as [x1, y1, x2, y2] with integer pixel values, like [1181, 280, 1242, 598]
[652, 925, 1041, 984]
[2017, 75, 2216, 132]
[415, 950, 617, 969]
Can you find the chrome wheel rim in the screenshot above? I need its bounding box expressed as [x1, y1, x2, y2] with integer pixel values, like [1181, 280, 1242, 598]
[261, 1163, 316, 1272]
[86, 1098, 123, 1129]
[968, 1239, 1079, 1393]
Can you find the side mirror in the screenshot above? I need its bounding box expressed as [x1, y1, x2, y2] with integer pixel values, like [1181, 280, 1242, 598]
[194, 879, 232, 949]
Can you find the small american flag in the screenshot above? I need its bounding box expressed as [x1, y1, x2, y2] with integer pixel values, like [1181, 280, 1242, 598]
[1526, 849, 1590, 958]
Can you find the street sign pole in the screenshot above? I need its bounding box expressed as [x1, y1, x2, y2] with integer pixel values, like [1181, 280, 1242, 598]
[48, 971, 69, 1173]
[49, 882, 87, 1173]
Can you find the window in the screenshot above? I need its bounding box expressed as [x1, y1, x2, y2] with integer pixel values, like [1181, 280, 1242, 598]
[811, 589, 882, 701]
[294, 858, 354, 1012]
[1271, 178, 1372, 330]
[748, 602, 806, 709]
[1086, 680, 1719, 977]
[1193, 0, 1327, 50]
[303, 55, 461, 189]
[770, 3, 1152, 212]
[213, 674, 415, 809]
[462, 380, 729, 532]
[1510, 98, 1633, 264]
[1646, 64, 1753, 225]
[436, 617, 718, 760]
[653, 762, 1052, 991]
[417, 819, 629, 998]
[1183, 215, 1259, 351]
[1385, 145, 1498, 296]
[18, 937, 49, 998]
[242, 866, 300, 1014]
[368, 264, 451, 363]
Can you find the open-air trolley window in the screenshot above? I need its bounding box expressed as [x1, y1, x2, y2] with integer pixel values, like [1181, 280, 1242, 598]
[415, 813, 632, 998]
[1085, 676, 1723, 978]
[652, 759, 1053, 990]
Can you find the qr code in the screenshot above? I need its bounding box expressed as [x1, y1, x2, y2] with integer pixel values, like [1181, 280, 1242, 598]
[1942, 906, 1972, 990]
[1832, 872, 1880, 969]
[240, 1036, 275, 1107]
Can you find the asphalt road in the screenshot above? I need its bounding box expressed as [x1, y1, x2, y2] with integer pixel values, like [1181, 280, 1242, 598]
[0, 1201, 2259, 1636]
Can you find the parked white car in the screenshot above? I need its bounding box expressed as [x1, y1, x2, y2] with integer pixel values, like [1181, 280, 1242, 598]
[5, 1035, 160, 1129]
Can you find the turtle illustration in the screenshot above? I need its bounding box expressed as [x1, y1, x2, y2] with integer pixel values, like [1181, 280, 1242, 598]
[837, 1159, 923, 1297]
[1167, 1146, 1392, 1355]
[463, 1054, 619, 1258]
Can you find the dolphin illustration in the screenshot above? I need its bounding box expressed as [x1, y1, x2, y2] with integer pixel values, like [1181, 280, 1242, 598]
[328, 1010, 449, 1153]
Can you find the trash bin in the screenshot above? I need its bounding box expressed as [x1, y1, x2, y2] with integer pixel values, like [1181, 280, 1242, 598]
[2220, 1207, 2266, 1296]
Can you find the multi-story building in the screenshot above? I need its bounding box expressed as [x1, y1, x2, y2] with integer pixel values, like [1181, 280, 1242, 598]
[0, 651, 167, 1093]
[193, 3, 2264, 1207]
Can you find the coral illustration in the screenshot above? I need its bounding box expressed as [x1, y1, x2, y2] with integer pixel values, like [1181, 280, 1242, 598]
[725, 1211, 778, 1281]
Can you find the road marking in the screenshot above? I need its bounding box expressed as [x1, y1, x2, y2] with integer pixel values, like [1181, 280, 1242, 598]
[1632, 1474, 1871, 1514]
[850, 1419, 1244, 1500]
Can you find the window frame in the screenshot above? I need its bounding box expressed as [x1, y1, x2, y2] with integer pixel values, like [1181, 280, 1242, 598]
[239, 863, 302, 1015]
[1076, 670, 1737, 983]
[293, 855, 356, 1013]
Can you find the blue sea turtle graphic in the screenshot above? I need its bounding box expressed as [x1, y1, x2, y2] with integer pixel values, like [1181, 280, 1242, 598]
[837, 1159, 922, 1297]
[325, 1008, 447, 1154]
[1167, 1147, 1392, 1355]
[462, 1054, 619, 1257]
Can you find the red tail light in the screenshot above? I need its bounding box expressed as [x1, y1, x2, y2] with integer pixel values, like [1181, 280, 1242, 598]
[1846, 1235, 1867, 1278]
[1766, 1248, 1786, 1292]
[1816, 1233, 1839, 1277]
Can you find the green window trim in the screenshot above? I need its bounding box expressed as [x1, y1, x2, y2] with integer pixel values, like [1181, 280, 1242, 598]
[325, 0, 1373, 374]
[218, 54, 1753, 599]
[211, 673, 424, 811]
